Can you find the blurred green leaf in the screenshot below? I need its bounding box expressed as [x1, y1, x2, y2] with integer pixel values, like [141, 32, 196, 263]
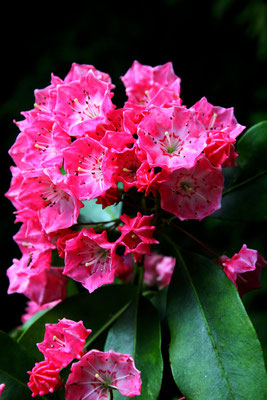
[167, 249, 267, 399]
[78, 198, 122, 224]
[104, 297, 163, 399]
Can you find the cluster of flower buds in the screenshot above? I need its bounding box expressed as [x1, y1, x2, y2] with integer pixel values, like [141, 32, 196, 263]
[5, 60, 253, 310]
[27, 318, 141, 398]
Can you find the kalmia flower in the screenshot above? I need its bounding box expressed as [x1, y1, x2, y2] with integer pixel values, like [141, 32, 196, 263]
[64, 62, 114, 87]
[62, 136, 117, 200]
[191, 96, 245, 167]
[17, 173, 83, 234]
[64, 228, 121, 293]
[21, 300, 61, 324]
[0, 384, 5, 396]
[137, 106, 207, 171]
[110, 147, 142, 191]
[13, 216, 55, 255]
[54, 70, 115, 138]
[159, 156, 224, 221]
[121, 60, 181, 108]
[220, 244, 267, 296]
[27, 360, 61, 397]
[144, 252, 176, 289]
[117, 212, 158, 262]
[65, 349, 142, 399]
[53, 228, 79, 258]
[96, 187, 121, 209]
[7, 250, 67, 305]
[136, 161, 167, 197]
[37, 318, 91, 368]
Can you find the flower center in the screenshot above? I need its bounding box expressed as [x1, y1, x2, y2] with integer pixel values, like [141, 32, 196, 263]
[69, 94, 101, 121]
[159, 131, 183, 156]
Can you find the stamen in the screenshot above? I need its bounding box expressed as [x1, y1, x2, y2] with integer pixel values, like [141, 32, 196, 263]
[95, 373, 106, 384]
[208, 112, 218, 130]
[164, 131, 172, 148]
[144, 90, 151, 101]
[52, 335, 65, 346]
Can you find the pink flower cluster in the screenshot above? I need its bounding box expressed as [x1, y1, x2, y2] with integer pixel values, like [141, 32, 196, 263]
[6, 61, 246, 305]
[27, 319, 141, 399]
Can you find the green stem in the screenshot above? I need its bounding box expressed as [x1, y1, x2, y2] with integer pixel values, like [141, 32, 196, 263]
[109, 388, 114, 400]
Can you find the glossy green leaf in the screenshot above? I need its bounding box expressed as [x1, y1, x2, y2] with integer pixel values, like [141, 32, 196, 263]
[18, 284, 135, 361]
[212, 172, 267, 221]
[236, 121, 267, 180]
[78, 198, 122, 224]
[212, 121, 267, 221]
[167, 249, 267, 399]
[104, 296, 163, 399]
[0, 330, 41, 399]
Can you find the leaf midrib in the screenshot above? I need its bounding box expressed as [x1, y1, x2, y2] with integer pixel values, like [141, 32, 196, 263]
[173, 246, 235, 399]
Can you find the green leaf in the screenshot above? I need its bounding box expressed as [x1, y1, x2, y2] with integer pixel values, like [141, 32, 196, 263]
[236, 121, 267, 180]
[18, 284, 135, 361]
[78, 198, 122, 224]
[104, 296, 163, 399]
[213, 172, 267, 221]
[0, 330, 40, 399]
[167, 249, 267, 400]
[212, 121, 267, 221]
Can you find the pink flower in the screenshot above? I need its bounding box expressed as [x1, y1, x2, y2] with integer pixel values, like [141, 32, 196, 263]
[110, 147, 142, 191]
[191, 96, 245, 140]
[190, 97, 245, 167]
[144, 252, 176, 289]
[121, 60, 181, 107]
[220, 245, 267, 296]
[10, 119, 70, 173]
[54, 70, 115, 138]
[117, 212, 158, 262]
[64, 62, 114, 88]
[62, 137, 117, 200]
[37, 318, 91, 368]
[115, 255, 134, 283]
[33, 73, 63, 116]
[136, 162, 168, 197]
[204, 132, 238, 167]
[13, 216, 55, 255]
[0, 384, 5, 396]
[99, 108, 136, 151]
[53, 228, 78, 258]
[17, 173, 83, 234]
[96, 187, 121, 209]
[159, 156, 224, 220]
[21, 300, 61, 324]
[65, 349, 142, 399]
[64, 228, 121, 293]
[27, 360, 61, 397]
[137, 106, 207, 171]
[7, 250, 67, 305]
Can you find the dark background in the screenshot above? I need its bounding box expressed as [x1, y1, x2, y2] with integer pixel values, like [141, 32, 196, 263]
[0, 0, 266, 351]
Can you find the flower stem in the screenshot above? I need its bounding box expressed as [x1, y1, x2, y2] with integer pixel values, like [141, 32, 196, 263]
[171, 222, 219, 258]
[109, 388, 114, 400]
